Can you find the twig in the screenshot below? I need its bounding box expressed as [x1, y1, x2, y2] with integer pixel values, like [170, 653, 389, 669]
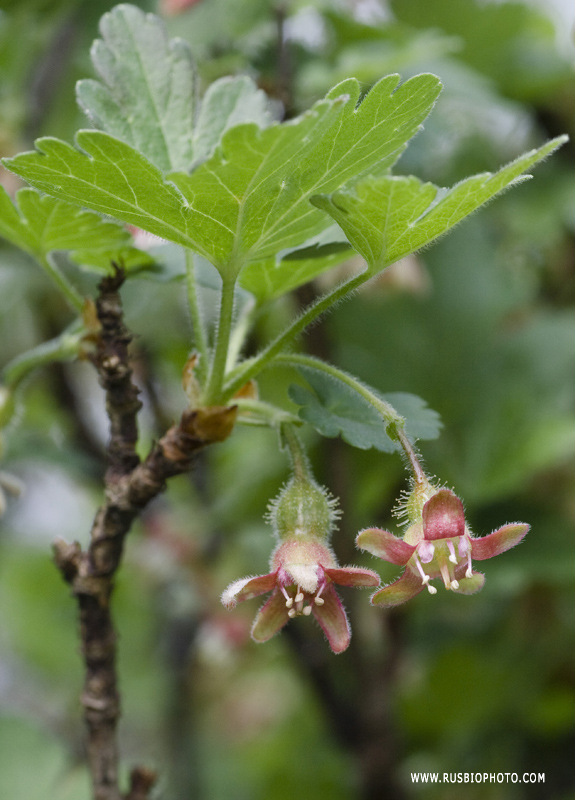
[53, 271, 236, 800]
[91, 269, 142, 481]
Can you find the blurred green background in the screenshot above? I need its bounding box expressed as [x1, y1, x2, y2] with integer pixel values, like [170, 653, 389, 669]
[2, 0, 575, 798]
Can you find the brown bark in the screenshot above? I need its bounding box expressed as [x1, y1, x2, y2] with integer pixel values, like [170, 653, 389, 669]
[53, 270, 236, 800]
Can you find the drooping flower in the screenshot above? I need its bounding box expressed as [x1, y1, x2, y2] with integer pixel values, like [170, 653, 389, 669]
[356, 487, 529, 607]
[222, 536, 380, 653]
[222, 443, 379, 653]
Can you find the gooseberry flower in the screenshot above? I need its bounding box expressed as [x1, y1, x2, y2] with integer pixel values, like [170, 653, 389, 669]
[222, 453, 379, 653]
[356, 488, 528, 607]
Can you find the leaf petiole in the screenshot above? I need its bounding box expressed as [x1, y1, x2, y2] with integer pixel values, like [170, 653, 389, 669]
[274, 353, 427, 485]
[202, 271, 239, 404]
[40, 253, 85, 312]
[234, 398, 301, 428]
[2, 318, 86, 390]
[222, 268, 368, 399]
[184, 250, 209, 383]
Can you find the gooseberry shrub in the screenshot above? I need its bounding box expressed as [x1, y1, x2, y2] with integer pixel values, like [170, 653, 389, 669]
[0, 5, 565, 799]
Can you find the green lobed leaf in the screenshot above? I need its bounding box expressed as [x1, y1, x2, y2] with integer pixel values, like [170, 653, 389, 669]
[76, 3, 198, 173]
[288, 365, 441, 451]
[190, 75, 275, 168]
[0, 185, 133, 263]
[4, 73, 442, 274]
[77, 4, 273, 173]
[311, 136, 568, 273]
[169, 72, 443, 268]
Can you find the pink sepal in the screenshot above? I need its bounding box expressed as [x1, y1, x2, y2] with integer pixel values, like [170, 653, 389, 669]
[324, 566, 380, 587]
[370, 569, 424, 607]
[251, 590, 289, 642]
[356, 528, 415, 565]
[221, 571, 278, 608]
[422, 489, 465, 541]
[312, 585, 351, 653]
[471, 523, 529, 561]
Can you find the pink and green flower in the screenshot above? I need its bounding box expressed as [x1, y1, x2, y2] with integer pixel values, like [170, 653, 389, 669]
[356, 488, 528, 607]
[222, 537, 379, 653]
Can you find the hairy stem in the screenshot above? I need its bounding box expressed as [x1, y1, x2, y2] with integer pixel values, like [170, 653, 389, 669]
[281, 422, 312, 482]
[222, 270, 367, 400]
[234, 397, 300, 427]
[274, 353, 427, 485]
[184, 250, 209, 383]
[203, 273, 237, 403]
[1, 319, 85, 390]
[41, 253, 85, 312]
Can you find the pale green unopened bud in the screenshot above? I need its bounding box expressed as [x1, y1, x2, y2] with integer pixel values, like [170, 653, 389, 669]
[268, 475, 339, 542]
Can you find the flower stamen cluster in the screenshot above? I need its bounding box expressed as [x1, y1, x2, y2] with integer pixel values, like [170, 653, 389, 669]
[222, 464, 379, 652]
[357, 486, 529, 606]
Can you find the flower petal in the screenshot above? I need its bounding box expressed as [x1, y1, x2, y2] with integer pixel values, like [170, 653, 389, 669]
[471, 523, 529, 561]
[451, 570, 485, 595]
[356, 528, 415, 565]
[422, 489, 465, 541]
[251, 590, 289, 642]
[221, 571, 278, 608]
[370, 569, 424, 607]
[312, 586, 351, 654]
[284, 562, 319, 593]
[324, 565, 380, 587]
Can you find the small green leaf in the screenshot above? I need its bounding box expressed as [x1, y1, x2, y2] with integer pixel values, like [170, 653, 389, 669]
[288, 365, 441, 451]
[239, 225, 354, 302]
[77, 5, 273, 173]
[311, 136, 568, 272]
[69, 246, 156, 276]
[76, 3, 198, 173]
[4, 73, 442, 274]
[191, 75, 275, 168]
[239, 248, 352, 303]
[0, 186, 131, 261]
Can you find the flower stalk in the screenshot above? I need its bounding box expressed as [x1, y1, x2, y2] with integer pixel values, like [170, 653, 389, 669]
[222, 424, 379, 652]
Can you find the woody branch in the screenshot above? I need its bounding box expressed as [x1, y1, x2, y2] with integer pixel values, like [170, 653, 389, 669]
[53, 269, 236, 800]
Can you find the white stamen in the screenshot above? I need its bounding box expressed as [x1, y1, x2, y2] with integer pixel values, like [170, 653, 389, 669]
[303, 605, 312, 616]
[440, 563, 452, 589]
[295, 590, 304, 603]
[280, 586, 293, 607]
[427, 584, 437, 595]
[414, 555, 430, 585]
[447, 541, 458, 564]
[451, 579, 459, 590]
[465, 550, 473, 579]
[315, 597, 325, 606]
[288, 608, 296, 618]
